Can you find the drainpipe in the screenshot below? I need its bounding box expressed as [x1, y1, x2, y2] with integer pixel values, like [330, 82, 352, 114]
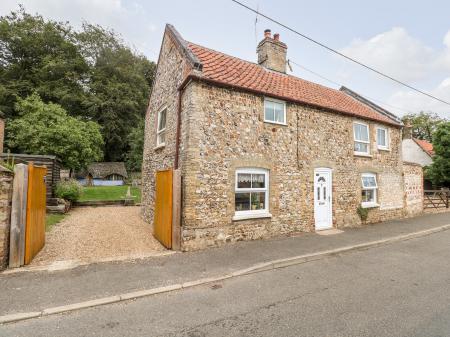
[174, 87, 183, 170]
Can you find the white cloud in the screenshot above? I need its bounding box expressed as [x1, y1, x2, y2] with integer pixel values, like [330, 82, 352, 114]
[388, 77, 450, 118]
[340, 27, 435, 82]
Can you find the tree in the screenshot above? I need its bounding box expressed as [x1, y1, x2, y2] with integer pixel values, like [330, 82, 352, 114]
[78, 24, 155, 161]
[402, 111, 447, 142]
[426, 122, 450, 187]
[0, 7, 90, 119]
[5, 94, 103, 171]
[125, 119, 145, 172]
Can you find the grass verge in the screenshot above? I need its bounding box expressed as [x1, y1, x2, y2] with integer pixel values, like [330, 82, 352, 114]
[79, 185, 141, 202]
[46, 214, 65, 232]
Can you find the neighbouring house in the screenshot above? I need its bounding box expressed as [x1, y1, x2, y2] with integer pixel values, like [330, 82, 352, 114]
[0, 153, 62, 202]
[142, 25, 423, 251]
[79, 162, 128, 186]
[402, 126, 434, 189]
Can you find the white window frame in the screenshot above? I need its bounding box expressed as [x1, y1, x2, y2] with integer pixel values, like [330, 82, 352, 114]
[233, 168, 271, 220]
[264, 98, 286, 125]
[156, 107, 167, 147]
[361, 172, 378, 208]
[353, 122, 370, 156]
[376, 126, 389, 151]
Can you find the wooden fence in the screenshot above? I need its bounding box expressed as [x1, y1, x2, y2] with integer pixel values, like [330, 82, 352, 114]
[153, 169, 173, 249]
[424, 189, 449, 209]
[9, 163, 47, 267]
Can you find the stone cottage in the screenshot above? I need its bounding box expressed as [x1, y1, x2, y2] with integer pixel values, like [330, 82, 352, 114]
[142, 25, 420, 251]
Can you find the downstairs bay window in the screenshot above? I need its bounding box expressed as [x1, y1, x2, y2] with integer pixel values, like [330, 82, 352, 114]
[233, 168, 271, 220]
[361, 173, 378, 208]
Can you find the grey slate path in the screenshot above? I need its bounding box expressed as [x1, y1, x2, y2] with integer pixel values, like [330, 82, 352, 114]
[0, 212, 448, 316]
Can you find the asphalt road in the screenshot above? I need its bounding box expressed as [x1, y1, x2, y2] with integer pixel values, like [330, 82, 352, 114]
[2, 229, 450, 337]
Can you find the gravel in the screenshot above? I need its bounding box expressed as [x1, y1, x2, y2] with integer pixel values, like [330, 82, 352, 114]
[31, 206, 165, 266]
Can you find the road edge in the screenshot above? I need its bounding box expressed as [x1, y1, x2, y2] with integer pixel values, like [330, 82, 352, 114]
[1, 223, 449, 325]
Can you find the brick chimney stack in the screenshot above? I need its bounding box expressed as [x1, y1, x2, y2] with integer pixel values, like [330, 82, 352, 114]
[403, 122, 413, 140]
[257, 29, 287, 73]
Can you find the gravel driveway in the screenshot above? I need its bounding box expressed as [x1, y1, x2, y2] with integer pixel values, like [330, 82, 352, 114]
[31, 206, 165, 266]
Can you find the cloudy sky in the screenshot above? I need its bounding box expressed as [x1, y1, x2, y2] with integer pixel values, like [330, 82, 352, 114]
[2, 0, 450, 118]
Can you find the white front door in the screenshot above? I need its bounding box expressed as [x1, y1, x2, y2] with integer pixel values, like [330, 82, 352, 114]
[314, 168, 332, 231]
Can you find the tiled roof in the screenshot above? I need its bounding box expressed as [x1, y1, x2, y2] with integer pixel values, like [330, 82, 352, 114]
[414, 138, 434, 156]
[186, 42, 401, 126]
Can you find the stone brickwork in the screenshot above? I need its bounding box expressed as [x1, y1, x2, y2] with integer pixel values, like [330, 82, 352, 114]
[177, 84, 405, 250]
[141, 27, 197, 223]
[257, 32, 287, 73]
[403, 162, 423, 216]
[142, 28, 411, 251]
[0, 167, 13, 269]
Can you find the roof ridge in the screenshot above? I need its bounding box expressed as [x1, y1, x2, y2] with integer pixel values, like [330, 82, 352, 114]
[187, 41, 350, 94]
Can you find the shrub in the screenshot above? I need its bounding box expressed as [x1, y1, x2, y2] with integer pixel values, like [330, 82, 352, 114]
[55, 179, 82, 202]
[357, 206, 369, 223]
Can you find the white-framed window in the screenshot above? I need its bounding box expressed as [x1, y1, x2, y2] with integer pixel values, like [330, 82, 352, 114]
[156, 107, 167, 147]
[353, 122, 370, 155]
[361, 173, 378, 207]
[264, 98, 286, 125]
[234, 168, 270, 220]
[376, 126, 389, 150]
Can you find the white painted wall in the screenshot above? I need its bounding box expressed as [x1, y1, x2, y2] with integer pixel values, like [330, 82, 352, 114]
[402, 139, 433, 167]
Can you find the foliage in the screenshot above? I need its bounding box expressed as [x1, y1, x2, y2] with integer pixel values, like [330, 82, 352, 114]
[426, 122, 450, 187]
[0, 8, 156, 162]
[79, 24, 155, 161]
[79, 185, 141, 202]
[0, 152, 15, 171]
[46, 214, 65, 232]
[0, 6, 90, 119]
[402, 111, 447, 142]
[357, 206, 369, 222]
[125, 119, 145, 172]
[6, 94, 103, 171]
[55, 179, 83, 202]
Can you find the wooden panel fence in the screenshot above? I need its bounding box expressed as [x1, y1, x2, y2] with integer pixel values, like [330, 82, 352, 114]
[24, 163, 47, 265]
[424, 190, 449, 209]
[153, 169, 173, 249]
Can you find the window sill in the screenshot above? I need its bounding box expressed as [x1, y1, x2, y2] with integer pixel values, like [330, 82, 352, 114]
[154, 144, 165, 151]
[377, 147, 390, 152]
[354, 152, 373, 158]
[264, 120, 287, 127]
[361, 202, 379, 209]
[232, 212, 272, 221]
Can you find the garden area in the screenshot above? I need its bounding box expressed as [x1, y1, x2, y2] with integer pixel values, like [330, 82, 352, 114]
[79, 185, 141, 202]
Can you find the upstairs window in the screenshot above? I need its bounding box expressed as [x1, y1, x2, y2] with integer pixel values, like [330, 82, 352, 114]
[264, 98, 286, 125]
[234, 168, 270, 219]
[376, 126, 389, 150]
[156, 107, 167, 147]
[354, 122, 370, 155]
[361, 173, 378, 207]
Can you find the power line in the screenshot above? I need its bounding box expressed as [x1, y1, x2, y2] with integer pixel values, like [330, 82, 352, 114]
[231, 0, 450, 107]
[288, 60, 415, 114]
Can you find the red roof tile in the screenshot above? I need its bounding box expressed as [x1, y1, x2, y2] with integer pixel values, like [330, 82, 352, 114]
[186, 42, 400, 126]
[414, 138, 434, 156]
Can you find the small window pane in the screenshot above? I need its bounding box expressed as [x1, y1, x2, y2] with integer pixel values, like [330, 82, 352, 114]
[317, 187, 320, 200]
[157, 132, 165, 145]
[274, 104, 284, 123]
[235, 193, 250, 211]
[158, 109, 167, 131]
[354, 142, 368, 153]
[377, 129, 386, 146]
[323, 186, 326, 200]
[354, 124, 369, 141]
[250, 192, 266, 210]
[362, 189, 375, 203]
[362, 176, 376, 188]
[237, 173, 251, 188]
[265, 101, 275, 121]
[252, 174, 265, 188]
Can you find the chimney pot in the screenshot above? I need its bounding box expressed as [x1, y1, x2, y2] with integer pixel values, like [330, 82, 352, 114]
[264, 29, 271, 38]
[273, 33, 280, 41]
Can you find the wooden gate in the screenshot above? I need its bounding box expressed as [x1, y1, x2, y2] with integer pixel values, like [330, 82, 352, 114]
[24, 163, 47, 265]
[424, 190, 449, 210]
[153, 169, 173, 249]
